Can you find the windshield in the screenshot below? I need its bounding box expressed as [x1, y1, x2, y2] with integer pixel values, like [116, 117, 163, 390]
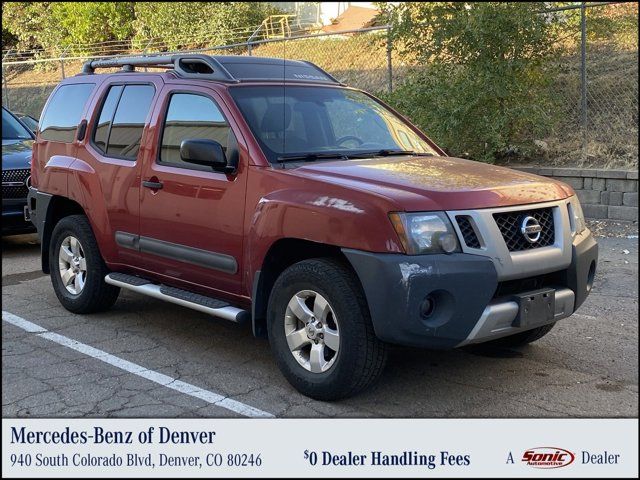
[229, 86, 439, 163]
[18, 114, 38, 133]
[2, 108, 32, 140]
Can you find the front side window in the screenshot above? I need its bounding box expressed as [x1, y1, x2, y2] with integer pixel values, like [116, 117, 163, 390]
[39, 83, 95, 143]
[229, 86, 438, 163]
[92, 84, 155, 160]
[160, 93, 233, 168]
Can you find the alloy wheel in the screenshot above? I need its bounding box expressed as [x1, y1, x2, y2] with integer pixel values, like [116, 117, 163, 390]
[284, 290, 340, 373]
[58, 235, 87, 295]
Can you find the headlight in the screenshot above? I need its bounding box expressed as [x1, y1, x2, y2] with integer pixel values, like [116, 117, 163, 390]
[568, 196, 586, 235]
[389, 212, 461, 254]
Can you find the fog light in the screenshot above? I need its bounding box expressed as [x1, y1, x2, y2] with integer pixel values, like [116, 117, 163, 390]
[438, 233, 458, 253]
[420, 295, 436, 318]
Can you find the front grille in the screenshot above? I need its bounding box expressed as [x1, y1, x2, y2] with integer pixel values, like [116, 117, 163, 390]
[456, 215, 481, 248]
[493, 207, 555, 251]
[2, 168, 30, 199]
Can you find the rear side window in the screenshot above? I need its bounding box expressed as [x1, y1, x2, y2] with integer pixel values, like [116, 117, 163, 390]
[160, 93, 232, 168]
[92, 84, 155, 160]
[39, 83, 95, 143]
[93, 85, 123, 152]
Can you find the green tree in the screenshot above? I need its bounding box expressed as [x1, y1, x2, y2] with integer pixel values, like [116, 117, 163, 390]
[2, 2, 134, 54]
[2, 2, 56, 53]
[2, 2, 279, 54]
[50, 2, 135, 54]
[2, 27, 18, 50]
[132, 2, 279, 50]
[380, 2, 560, 162]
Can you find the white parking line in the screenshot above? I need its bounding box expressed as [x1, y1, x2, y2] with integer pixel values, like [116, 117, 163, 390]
[2, 310, 274, 418]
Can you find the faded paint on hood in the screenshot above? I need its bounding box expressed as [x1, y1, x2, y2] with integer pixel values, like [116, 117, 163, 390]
[292, 155, 573, 211]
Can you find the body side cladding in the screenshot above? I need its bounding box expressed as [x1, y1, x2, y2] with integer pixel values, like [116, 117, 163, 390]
[115, 231, 238, 275]
[28, 189, 54, 273]
[563, 230, 598, 310]
[251, 270, 267, 338]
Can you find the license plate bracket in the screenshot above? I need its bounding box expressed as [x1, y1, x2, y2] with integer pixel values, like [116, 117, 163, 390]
[512, 288, 555, 328]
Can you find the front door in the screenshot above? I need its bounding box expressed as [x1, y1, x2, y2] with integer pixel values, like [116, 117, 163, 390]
[137, 85, 248, 297]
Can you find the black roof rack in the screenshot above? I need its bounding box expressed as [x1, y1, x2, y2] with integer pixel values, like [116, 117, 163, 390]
[80, 54, 342, 85]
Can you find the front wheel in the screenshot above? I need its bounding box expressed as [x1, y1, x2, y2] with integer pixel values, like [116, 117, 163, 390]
[267, 258, 387, 400]
[49, 215, 120, 314]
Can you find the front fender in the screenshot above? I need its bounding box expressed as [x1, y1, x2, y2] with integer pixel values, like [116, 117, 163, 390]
[244, 187, 404, 292]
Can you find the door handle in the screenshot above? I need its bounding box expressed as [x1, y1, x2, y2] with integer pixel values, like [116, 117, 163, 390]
[142, 180, 163, 190]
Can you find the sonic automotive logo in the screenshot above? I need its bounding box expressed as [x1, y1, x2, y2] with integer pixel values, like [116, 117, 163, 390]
[521, 447, 576, 469]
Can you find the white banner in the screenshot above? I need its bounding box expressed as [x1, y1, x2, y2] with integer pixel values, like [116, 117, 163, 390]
[2, 418, 637, 478]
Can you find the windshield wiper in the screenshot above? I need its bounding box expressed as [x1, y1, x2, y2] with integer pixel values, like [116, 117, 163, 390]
[276, 152, 349, 163]
[275, 150, 433, 166]
[348, 149, 434, 158]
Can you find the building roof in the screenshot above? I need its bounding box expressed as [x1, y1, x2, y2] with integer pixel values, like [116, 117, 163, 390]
[321, 6, 380, 33]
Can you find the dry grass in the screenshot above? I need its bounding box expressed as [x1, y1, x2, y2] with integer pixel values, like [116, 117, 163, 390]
[534, 47, 638, 170]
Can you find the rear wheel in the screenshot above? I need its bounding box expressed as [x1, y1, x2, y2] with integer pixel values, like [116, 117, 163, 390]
[485, 323, 556, 348]
[49, 215, 120, 313]
[267, 258, 387, 400]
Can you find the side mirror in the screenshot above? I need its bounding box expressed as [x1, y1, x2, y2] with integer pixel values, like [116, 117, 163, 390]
[179, 139, 230, 172]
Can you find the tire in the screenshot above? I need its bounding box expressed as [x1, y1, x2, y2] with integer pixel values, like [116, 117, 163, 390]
[267, 258, 387, 401]
[49, 215, 120, 314]
[484, 323, 556, 348]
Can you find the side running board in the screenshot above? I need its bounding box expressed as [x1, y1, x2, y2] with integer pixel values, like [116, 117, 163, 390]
[104, 273, 249, 323]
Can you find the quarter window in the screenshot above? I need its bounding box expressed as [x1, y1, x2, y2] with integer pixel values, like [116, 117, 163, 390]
[93, 84, 155, 160]
[40, 83, 95, 143]
[160, 93, 233, 168]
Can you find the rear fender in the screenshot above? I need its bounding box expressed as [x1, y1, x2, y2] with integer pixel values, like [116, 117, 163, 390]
[66, 158, 119, 263]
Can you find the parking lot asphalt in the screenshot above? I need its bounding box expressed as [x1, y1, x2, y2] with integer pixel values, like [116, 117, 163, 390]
[2, 228, 638, 418]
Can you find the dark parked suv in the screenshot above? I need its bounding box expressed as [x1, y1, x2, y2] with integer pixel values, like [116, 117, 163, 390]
[28, 55, 598, 399]
[2, 106, 36, 235]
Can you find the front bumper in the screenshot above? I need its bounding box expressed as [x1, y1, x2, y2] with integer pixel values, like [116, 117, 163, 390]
[343, 229, 598, 349]
[2, 198, 35, 235]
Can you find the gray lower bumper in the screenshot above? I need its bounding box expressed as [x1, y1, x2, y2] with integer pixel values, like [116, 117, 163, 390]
[342, 250, 499, 349]
[456, 288, 574, 346]
[343, 230, 597, 350]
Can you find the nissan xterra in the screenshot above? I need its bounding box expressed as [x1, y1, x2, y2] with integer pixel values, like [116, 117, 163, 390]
[27, 55, 598, 400]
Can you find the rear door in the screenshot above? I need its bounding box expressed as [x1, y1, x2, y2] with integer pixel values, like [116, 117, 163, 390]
[137, 84, 249, 297]
[77, 78, 160, 266]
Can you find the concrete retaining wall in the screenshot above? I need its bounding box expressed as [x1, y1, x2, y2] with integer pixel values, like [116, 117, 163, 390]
[513, 166, 638, 221]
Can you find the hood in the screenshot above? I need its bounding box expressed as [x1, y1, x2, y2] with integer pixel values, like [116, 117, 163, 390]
[2, 139, 33, 170]
[292, 156, 573, 211]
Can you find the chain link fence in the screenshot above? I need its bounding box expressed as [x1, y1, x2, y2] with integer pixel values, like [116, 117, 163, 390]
[2, 3, 637, 167]
[540, 2, 638, 167]
[1, 26, 395, 120]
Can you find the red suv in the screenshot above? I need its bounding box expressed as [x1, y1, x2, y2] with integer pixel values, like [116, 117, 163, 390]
[28, 55, 598, 400]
